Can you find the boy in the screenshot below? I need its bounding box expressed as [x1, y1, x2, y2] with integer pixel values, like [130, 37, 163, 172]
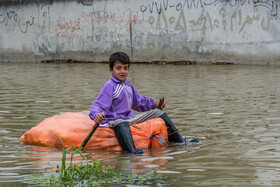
[89, 52, 183, 153]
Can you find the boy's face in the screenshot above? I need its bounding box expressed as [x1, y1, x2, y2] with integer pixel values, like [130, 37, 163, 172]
[109, 61, 129, 82]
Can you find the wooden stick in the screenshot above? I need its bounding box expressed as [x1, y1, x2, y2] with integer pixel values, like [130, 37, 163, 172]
[158, 97, 165, 110]
[79, 122, 100, 150]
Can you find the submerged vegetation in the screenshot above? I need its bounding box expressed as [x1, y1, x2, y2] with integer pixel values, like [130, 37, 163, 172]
[31, 146, 166, 186]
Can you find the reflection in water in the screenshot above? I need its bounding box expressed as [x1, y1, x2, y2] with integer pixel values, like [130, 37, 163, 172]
[0, 63, 280, 186]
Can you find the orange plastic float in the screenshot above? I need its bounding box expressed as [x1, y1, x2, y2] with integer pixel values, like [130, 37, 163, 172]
[19, 111, 168, 151]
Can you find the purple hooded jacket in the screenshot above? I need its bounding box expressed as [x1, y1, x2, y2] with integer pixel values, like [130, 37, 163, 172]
[89, 76, 157, 125]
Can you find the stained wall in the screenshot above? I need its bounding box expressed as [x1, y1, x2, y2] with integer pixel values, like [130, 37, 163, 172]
[0, 0, 279, 64]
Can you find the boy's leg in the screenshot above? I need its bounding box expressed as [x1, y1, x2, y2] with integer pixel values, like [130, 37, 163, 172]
[127, 109, 184, 143]
[110, 109, 184, 152]
[113, 121, 142, 154]
[108, 110, 163, 153]
[160, 113, 184, 142]
[127, 109, 163, 125]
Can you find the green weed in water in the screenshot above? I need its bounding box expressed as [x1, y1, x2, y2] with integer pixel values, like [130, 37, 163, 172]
[32, 146, 166, 186]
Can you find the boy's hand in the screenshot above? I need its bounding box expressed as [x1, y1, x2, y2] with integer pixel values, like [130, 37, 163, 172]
[156, 98, 166, 110]
[94, 112, 105, 124]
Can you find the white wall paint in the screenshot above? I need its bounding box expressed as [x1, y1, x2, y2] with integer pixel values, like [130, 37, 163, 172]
[0, 0, 279, 64]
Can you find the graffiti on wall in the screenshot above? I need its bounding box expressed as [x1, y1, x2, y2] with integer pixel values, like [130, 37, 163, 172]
[146, 6, 261, 33]
[56, 17, 81, 39]
[140, 0, 278, 18]
[0, 10, 34, 33]
[0, 0, 278, 39]
[0, 4, 51, 33]
[140, 0, 278, 32]
[1, 0, 277, 36]
[79, 8, 144, 25]
[55, 8, 145, 39]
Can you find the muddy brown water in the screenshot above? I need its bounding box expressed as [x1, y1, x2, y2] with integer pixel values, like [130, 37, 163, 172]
[0, 62, 280, 186]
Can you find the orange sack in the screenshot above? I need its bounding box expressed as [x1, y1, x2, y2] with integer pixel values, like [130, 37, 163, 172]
[19, 111, 168, 151]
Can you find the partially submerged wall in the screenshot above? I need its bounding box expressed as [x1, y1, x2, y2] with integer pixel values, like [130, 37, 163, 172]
[0, 0, 279, 64]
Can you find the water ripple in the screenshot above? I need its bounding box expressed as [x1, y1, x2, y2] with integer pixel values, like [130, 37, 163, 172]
[0, 63, 280, 185]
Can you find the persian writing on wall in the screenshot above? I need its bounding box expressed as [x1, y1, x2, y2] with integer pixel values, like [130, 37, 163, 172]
[139, 0, 278, 32]
[0, 4, 50, 33]
[0, 0, 278, 38]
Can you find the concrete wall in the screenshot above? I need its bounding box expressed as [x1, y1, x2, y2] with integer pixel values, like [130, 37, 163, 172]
[0, 0, 279, 64]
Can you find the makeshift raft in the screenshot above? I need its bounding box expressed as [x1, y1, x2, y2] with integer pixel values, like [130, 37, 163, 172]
[19, 111, 168, 151]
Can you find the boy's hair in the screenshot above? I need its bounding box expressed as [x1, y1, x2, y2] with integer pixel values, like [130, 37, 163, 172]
[109, 52, 130, 69]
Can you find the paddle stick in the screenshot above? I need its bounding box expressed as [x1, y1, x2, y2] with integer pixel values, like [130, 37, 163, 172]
[79, 122, 100, 150]
[158, 97, 165, 110]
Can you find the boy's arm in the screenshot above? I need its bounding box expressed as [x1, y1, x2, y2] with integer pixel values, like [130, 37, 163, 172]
[131, 85, 157, 112]
[89, 83, 113, 121]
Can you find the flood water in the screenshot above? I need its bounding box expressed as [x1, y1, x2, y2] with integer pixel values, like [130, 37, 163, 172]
[0, 62, 280, 186]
